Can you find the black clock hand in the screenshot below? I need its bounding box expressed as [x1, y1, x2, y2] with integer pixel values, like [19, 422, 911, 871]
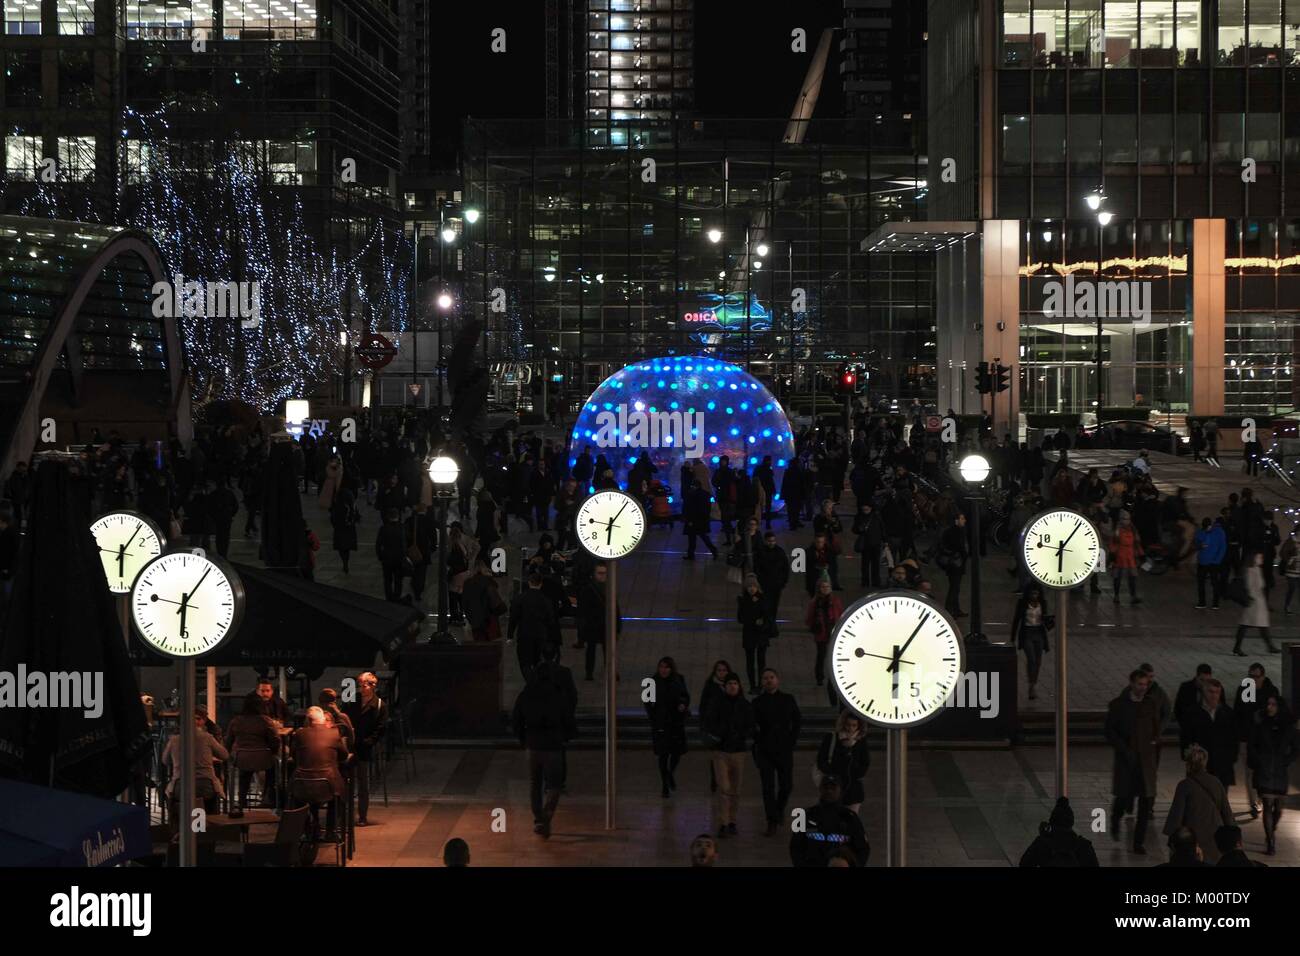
[890, 646, 901, 699]
[1060, 520, 1082, 549]
[854, 648, 914, 666]
[178, 597, 188, 639]
[117, 544, 126, 580]
[187, 566, 212, 602]
[606, 517, 615, 546]
[151, 595, 199, 609]
[612, 500, 629, 523]
[124, 522, 142, 553]
[888, 613, 929, 672]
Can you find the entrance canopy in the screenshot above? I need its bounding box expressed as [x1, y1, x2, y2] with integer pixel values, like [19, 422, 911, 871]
[860, 221, 980, 254]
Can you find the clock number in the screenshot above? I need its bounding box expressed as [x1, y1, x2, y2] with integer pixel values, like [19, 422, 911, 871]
[910, 682, 921, 698]
[1041, 533, 1051, 543]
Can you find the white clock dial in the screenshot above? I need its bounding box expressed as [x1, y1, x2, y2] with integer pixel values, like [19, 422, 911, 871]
[575, 490, 646, 560]
[828, 591, 965, 729]
[130, 551, 244, 659]
[90, 510, 165, 594]
[1020, 509, 1100, 590]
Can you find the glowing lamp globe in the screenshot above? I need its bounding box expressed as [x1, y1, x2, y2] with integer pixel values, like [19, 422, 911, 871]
[959, 454, 991, 484]
[570, 356, 795, 499]
[428, 455, 459, 486]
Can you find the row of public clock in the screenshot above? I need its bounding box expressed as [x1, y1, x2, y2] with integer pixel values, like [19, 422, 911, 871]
[90, 510, 244, 660]
[91, 497, 1101, 720]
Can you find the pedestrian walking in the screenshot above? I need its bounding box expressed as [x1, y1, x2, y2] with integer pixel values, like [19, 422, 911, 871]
[936, 512, 968, 617]
[1248, 694, 1296, 856]
[698, 660, 733, 795]
[1162, 745, 1233, 864]
[814, 710, 870, 814]
[1193, 516, 1225, 609]
[702, 673, 754, 837]
[512, 659, 577, 838]
[682, 479, 718, 560]
[509, 572, 559, 681]
[646, 656, 690, 798]
[852, 501, 884, 589]
[403, 503, 437, 604]
[461, 559, 506, 642]
[788, 776, 869, 867]
[375, 508, 407, 602]
[753, 531, 789, 633]
[1109, 511, 1143, 605]
[1010, 587, 1053, 700]
[752, 668, 802, 837]
[341, 672, 387, 827]
[578, 562, 621, 681]
[1179, 677, 1238, 791]
[1233, 552, 1278, 654]
[1235, 662, 1279, 818]
[1105, 669, 1163, 854]
[804, 577, 843, 688]
[330, 485, 359, 573]
[737, 574, 773, 693]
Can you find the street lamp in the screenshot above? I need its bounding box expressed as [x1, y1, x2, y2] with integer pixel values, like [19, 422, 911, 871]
[436, 291, 453, 311]
[958, 454, 991, 645]
[706, 228, 723, 244]
[463, 208, 480, 224]
[1096, 210, 1114, 227]
[441, 225, 457, 244]
[429, 454, 460, 641]
[755, 242, 769, 257]
[1085, 190, 1104, 211]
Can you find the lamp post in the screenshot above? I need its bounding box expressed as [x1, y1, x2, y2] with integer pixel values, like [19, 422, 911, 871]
[429, 453, 460, 641]
[959, 453, 991, 645]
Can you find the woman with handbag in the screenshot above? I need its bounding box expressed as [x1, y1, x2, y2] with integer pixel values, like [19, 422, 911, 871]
[737, 574, 772, 694]
[1249, 695, 1297, 855]
[1011, 587, 1053, 701]
[804, 577, 843, 688]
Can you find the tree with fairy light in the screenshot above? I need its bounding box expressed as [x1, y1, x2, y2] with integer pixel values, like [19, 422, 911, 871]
[0, 107, 414, 413]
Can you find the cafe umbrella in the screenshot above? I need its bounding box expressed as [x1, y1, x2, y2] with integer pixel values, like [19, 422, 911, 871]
[0, 458, 150, 796]
[0, 778, 150, 867]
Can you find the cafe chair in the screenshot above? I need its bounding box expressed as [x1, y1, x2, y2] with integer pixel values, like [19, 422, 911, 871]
[242, 805, 310, 867]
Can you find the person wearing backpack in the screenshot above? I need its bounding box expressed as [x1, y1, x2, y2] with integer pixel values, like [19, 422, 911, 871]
[1018, 797, 1099, 867]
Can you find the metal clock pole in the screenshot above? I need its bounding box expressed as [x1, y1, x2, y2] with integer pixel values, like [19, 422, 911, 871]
[1055, 589, 1068, 798]
[886, 728, 907, 866]
[178, 657, 197, 867]
[605, 558, 618, 830]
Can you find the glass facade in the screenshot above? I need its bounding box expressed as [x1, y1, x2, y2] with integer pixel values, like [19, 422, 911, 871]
[999, 0, 1300, 414]
[462, 119, 931, 404]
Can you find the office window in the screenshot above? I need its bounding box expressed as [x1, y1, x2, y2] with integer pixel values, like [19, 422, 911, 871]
[58, 0, 95, 35]
[1105, 2, 1140, 67]
[4, 135, 41, 180]
[1003, 114, 1031, 167]
[1071, 0, 1104, 66]
[125, 2, 210, 40]
[1219, 0, 1247, 63]
[223, 0, 315, 39]
[3, 50, 41, 107]
[1033, 114, 1067, 168]
[1036, 0, 1069, 67]
[123, 141, 152, 184]
[1247, 113, 1280, 159]
[57, 137, 96, 182]
[59, 51, 95, 109]
[1141, 1, 1177, 65]
[1249, 0, 1283, 64]
[1004, 0, 1033, 67]
[1104, 114, 1138, 161]
[1287, 0, 1300, 63]
[2, 0, 40, 34]
[1176, 113, 1207, 162]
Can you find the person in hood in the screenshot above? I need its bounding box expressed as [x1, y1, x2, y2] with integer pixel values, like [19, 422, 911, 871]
[815, 710, 870, 813]
[1213, 825, 1267, 867]
[1018, 797, 1099, 867]
[789, 776, 869, 867]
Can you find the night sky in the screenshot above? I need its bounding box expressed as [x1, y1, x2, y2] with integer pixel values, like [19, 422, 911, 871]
[431, 0, 847, 160]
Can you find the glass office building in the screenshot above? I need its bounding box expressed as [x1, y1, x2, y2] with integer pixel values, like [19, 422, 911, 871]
[459, 118, 931, 406]
[929, 0, 1300, 426]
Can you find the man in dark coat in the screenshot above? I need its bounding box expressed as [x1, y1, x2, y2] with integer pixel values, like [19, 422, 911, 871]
[512, 660, 577, 838]
[937, 511, 969, 617]
[1018, 797, 1100, 867]
[1174, 663, 1213, 730]
[1213, 825, 1267, 867]
[752, 668, 802, 836]
[375, 507, 407, 602]
[852, 501, 884, 589]
[682, 481, 718, 559]
[1235, 661, 1279, 815]
[703, 674, 755, 837]
[1179, 678, 1238, 790]
[752, 531, 789, 632]
[403, 503, 438, 604]
[789, 776, 869, 867]
[577, 563, 620, 680]
[509, 573, 559, 681]
[1105, 669, 1162, 853]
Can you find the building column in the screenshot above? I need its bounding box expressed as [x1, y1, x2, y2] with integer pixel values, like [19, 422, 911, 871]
[1108, 330, 1136, 407]
[1191, 218, 1226, 417]
[981, 220, 1021, 438]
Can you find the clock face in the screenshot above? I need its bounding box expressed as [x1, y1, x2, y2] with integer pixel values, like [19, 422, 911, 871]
[130, 551, 244, 659]
[90, 510, 165, 594]
[1020, 509, 1101, 590]
[829, 590, 965, 729]
[575, 491, 646, 560]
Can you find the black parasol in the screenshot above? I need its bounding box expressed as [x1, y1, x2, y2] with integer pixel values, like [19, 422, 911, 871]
[0, 459, 149, 796]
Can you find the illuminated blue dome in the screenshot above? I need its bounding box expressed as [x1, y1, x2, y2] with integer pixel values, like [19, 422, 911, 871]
[570, 356, 795, 499]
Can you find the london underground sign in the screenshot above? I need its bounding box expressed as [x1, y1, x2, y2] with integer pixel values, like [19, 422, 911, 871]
[355, 332, 398, 370]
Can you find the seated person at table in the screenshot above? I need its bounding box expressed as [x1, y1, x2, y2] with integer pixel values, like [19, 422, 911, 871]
[290, 706, 350, 839]
[163, 708, 229, 817]
[225, 696, 281, 813]
[247, 677, 290, 723]
[318, 688, 355, 752]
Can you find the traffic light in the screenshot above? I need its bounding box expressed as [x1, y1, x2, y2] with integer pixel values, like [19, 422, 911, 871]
[995, 363, 1011, 393]
[975, 362, 992, 394]
[838, 366, 857, 393]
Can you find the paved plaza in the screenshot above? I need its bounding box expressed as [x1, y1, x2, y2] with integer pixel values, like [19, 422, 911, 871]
[142, 451, 1300, 866]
